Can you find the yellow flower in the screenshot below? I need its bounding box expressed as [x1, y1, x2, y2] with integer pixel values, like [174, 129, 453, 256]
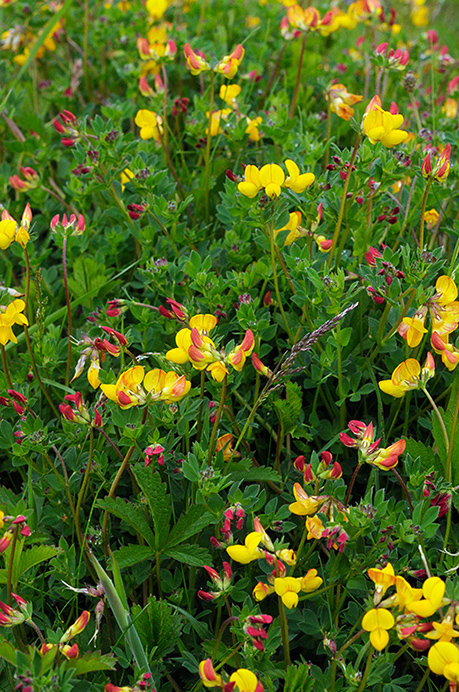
[229, 669, 262, 692]
[274, 577, 301, 608]
[393, 575, 423, 609]
[146, 0, 168, 20]
[289, 483, 322, 516]
[135, 110, 164, 141]
[362, 608, 394, 650]
[245, 116, 263, 142]
[428, 642, 459, 682]
[238, 165, 262, 198]
[215, 433, 234, 461]
[0, 299, 29, 345]
[274, 211, 303, 246]
[219, 84, 241, 106]
[362, 95, 408, 148]
[205, 109, 230, 136]
[0, 511, 4, 530]
[259, 164, 285, 198]
[378, 353, 435, 398]
[424, 208, 439, 229]
[426, 618, 459, 642]
[442, 97, 458, 119]
[226, 532, 264, 564]
[283, 159, 315, 194]
[120, 168, 135, 192]
[407, 576, 445, 618]
[253, 581, 275, 601]
[214, 44, 244, 79]
[299, 568, 323, 593]
[0, 219, 17, 250]
[199, 659, 223, 688]
[411, 6, 428, 26]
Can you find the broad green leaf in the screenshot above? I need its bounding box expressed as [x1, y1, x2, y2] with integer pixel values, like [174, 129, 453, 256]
[111, 545, 156, 570]
[227, 467, 282, 483]
[65, 651, 117, 675]
[97, 497, 155, 546]
[163, 544, 211, 567]
[15, 545, 62, 582]
[67, 257, 107, 307]
[0, 639, 18, 665]
[165, 505, 212, 549]
[131, 597, 183, 661]
[133, 467, 171, 550]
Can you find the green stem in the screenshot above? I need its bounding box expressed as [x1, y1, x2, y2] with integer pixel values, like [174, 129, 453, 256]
[327, 133, 362, 268]
[289, 33, 306, 119]
[75, 427, 94, 546]
[324, 100, 331, 169]
[269, 224, 292, 340]
[336, 323, 346, 430]
[83, 0, 90, 96]
[391, 468, 413, 513]
[62, 236, 72, 387]
[344, 463, 362, 507]
[278, 596, 291, 668]
[102, 407, 148, 554]
[1, 345, 13, 389]
[414, 667, 430, 692]
[423, 387, 450, 460]
[204, 71, 215, 222]
[207, 374, 227, 465]
[196, 371, 206, 443]
[22, 250, 59, 417]
[289, 523, 308, 577]
[356, 644, 374, 692]
[409, 92, 422, 132]
[6, 526, 18, 606]
[419, 179, 432, 250]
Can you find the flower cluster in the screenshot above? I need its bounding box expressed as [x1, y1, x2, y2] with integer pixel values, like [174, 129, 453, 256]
[166, 314, 254, 382]
[0, 203, 32, 249]
[0, 298, 28, 346]
[362, 96, 408, 148]
[339, 420, 406, 470]
[379, 353, 435, 398]
[238, 160, 315, 199]
[40, 611, 91, 660]
[101, 365, 191, 408]
[184, 43, 245, 79]
[199, 659, 263, 692]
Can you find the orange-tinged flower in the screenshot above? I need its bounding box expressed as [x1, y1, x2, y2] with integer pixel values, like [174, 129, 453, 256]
[215, 44, 244, 79]
[226, 532, 264, 564]
[101, 366, 190, 408]
[378, 354, 435, 398]
[215, 433, 234, 461]
[371, 439, 406, 470]
[426, 619, 459, 642]
[306, 515, 325, 540]
[184, 44, 210, 75]
[368, 563, 396, 598]
[245, 116, 263, 142]
[362, 608, 395, 650]
[431, 332, 459, 371]
[226, 329, 254, 371]
[0, 299, 29, 345]
[289, 483, 323, 516]
[326, 83, 363, 120]
[206, 109, 231, 136]
[286, 5, 320, 32]
[60, 611, 90, 643]
[393, 575, 423, 609]
[143, 369, 191, 403]
[199, 659, 223, 688]
[274, 577, 301, 608]
[442, 97, 458, 119]
[422, 144, 451, 183]
[253, 581, 275, 601]
[362, 95, 408, 148]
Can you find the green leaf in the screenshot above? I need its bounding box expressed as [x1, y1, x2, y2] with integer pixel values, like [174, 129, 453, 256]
[131, 597, 183, 661]
[64, 651, 117, 675]
[227, 466, 282, 483]
[284, 663, 314, 692]
[67, 256, 107, 307]
[15, 545, 62, 582]
[97, 497, 155, 546]
[163, 544, 211, 567]
[111, 545, 155, 570]
[0, 639, 18, 665]
[133, 467, 171, 550]
[274, 381, 302, 436]
[432, 407, 459, 484]
[165, 505, 212, 549]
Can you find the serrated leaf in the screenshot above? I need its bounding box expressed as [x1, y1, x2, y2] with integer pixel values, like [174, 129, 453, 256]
[65, 651, 117, 675]
[133, 467, 171, 550]
[131, 597, 183, 661]
[163, 544, 211, 567]
[67, 256, 107, 307]
[165, 505, 212, 549]
[285, 663, 314, 692]
[111, 545, 155, 570]
[97, 497, 155, 546]
[274, 381, 302, 436]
